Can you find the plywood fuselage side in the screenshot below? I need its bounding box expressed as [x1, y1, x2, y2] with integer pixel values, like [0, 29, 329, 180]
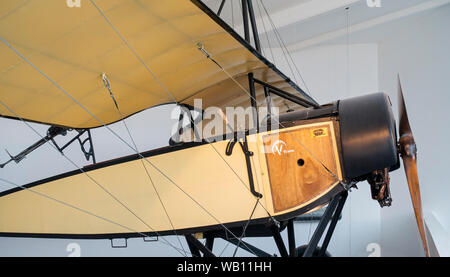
[0, 120, 343, 238]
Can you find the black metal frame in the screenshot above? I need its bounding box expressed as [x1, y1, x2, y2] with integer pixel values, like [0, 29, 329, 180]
[246, 73, 319, 135]
[185, 234, 215, 257]
[53, 129, 96, 164]
[287, 219, 296, 257]
[195, 0, 319, 108]
[217, 0, 226, 16]
[257, 191, 348, 257]
[170, 73, 318, 143]
[238, 0, 261, 52]
[270, 222, 289, 257]
[239, 1, 318, 130]
[4, 2, 335, 256]
[0, 126, 96, 168]
[215, 0, 262, 52]
[214, 0, 262, 52]
[169, 104, 204, 146]
[222, 236, 273, 257]
[182, 191, 347, 257]
[225, 136, 262, 198]
[211, 0, 319, 117]
[303, 191, 348, 257]
[252, 77, 319, 109]
[205, 236, 214, 251]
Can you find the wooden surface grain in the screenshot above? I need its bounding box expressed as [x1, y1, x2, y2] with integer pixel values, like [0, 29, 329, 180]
[263, 123, 340, 212]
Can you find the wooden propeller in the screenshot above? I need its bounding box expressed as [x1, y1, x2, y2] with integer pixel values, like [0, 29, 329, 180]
[397, 76, 430, 257]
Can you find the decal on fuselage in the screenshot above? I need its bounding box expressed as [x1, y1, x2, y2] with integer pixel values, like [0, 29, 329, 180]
[311, 128, 328, 138]
[271, 140, 294, 155]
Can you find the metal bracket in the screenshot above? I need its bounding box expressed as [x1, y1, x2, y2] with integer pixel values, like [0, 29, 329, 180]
[225, 137, 262, 198]
[52, 129, 96, 164]
[143, 236, 158, 242]
[0, 125, 97, 169]
[169, 104, 203, 146]
[110, 238, 127, 248]
[0, 126, 68, 168]
[252, 77, 318, 108]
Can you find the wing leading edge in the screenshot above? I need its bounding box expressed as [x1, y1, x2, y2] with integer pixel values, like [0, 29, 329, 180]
[0, 0, 315, 129]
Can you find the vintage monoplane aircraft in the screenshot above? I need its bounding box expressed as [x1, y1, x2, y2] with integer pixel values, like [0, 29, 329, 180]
[0, 0, 428, 257]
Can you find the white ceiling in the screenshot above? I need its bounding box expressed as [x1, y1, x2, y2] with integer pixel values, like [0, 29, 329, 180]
[203, 0, 450, 51]
[270, 0, 430, 45]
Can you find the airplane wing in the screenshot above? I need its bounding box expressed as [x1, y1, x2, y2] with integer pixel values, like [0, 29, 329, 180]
[0, 0, 316, 129]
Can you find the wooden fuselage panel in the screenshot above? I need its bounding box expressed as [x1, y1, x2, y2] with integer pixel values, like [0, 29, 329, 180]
[261, 122, 342, 213]
[0, 120, 342, 236]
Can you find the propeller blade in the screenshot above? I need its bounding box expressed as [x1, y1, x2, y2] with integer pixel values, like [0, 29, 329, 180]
[398, 77, 412, 137]
[397, 76, 430, 257]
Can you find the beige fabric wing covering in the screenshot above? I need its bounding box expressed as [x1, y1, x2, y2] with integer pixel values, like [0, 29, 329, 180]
[0, 0, 308, 129]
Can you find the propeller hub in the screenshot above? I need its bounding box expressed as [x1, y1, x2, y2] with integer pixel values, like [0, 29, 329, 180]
[399, 135, 417, 159]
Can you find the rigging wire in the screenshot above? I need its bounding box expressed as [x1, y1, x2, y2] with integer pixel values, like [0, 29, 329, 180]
[197, 45, 346, 260]
[0, 106, 189, 257]
[88, 0, 277, 244]
[102, 73, 187, 256]
[231, 0, 235, 29]
[1, 0, 345, 256]
[259, 0, 314, 100]
[0, 97, 179, 252]
[218, 144, 265, 257]
[216, 184, 262, 257]
[87, 0, 277, 226]
[255, 0, 276, 65]
[232, 1, 346, 255]
[8, 0, 262, 257]
[0, 177, 189, 256]
[258, 1, 298, 85]
[14, 0, 277, 255]
[193, 0, 342, 187]
[218, 240, 231, 257]
[199, 47, 342, 184]
[100, 0, 345, 245]
[239, 0, 243, 30]
[232, 198, 260, 257]
[345, 6, 352, 257]
[0, 33, 257, 257]
[307, 217, 313, 243]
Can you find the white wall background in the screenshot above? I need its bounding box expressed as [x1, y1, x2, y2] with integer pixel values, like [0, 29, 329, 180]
[287, 44, 381, 257]
[376, 4, 450, 257]
[0, 3, 449, 257]
[286, 3, 450, 257]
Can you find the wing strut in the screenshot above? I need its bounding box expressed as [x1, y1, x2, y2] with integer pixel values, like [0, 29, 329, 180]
[0, 126, 95, 169]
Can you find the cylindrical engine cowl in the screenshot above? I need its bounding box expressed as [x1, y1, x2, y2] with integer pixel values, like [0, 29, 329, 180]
[338, 93, 399, 180]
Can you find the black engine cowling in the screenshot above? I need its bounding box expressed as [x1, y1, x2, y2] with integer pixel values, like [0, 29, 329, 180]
[278, 92, 399, 182]
[338, 93, 399, 180]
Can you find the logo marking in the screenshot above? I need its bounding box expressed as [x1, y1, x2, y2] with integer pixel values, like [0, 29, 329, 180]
[311, 128, 328, 138]
[271, 140, 294, 155]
